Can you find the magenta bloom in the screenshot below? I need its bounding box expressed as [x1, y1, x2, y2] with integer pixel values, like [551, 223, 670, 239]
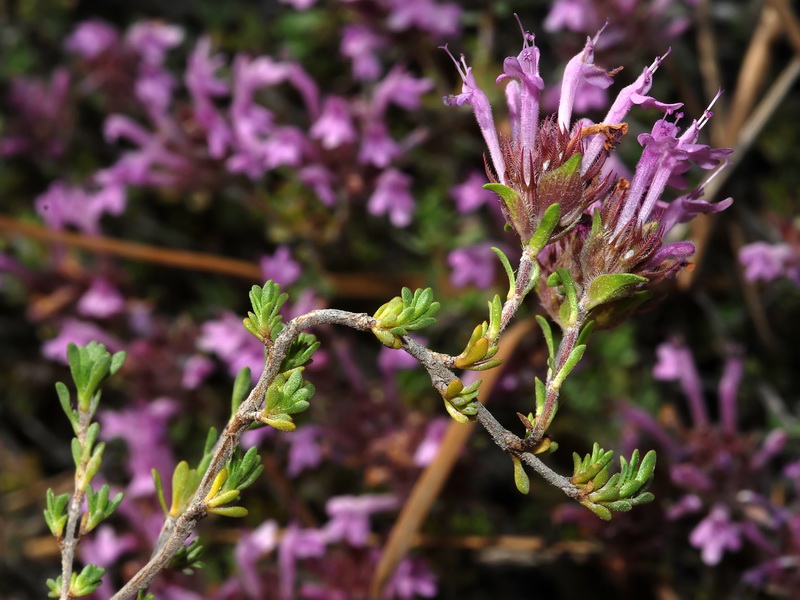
[77, 278, 126, 319]
[64, 20, 120, 60]
[367, 168, 415, 227]
[689, 504, 743, 565]
[445, 20, 731, 328]
[260, 245, 302, 288]
[198, 311, 265, 381]
[740, 241, 800, 285]
[323, 494, 398, 546]
[447, 243, 497, 289]
[450, 171, 495, 213]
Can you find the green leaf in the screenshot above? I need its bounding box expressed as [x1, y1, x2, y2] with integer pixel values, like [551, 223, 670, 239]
[231, 367, 252, 416]
[584, 273, 648, 312]
[46, 577, 62, 598]
[43, 488, 70, 538]
[207, 505, 249, 517]
[281, 333, 321, 371]
[55, 382, 76, 429]
[109, 351, 126, 375]
[491, 247, 516, 298]
[85, 484, 123, 532]
[152, 469, 168, 516]
[576, 320, 596, 347]
[554, 268, 579, 328]
[483, 183, 520, 218]
[170, 461, 190, 517]
[533, 378, 547, 426]
[528, 202, 561, 256]
[552, 344, 586, 390]
[168, 538, 206, 574]
[71, 564, 105, 596]
[535, 316, 555, 368]
[512, 456, 530, 495]
[244, 281, 288, 343]
[581, 501, 612, 521]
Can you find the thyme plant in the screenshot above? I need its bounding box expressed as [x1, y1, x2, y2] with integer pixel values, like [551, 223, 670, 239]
[42, 18, 732, 600]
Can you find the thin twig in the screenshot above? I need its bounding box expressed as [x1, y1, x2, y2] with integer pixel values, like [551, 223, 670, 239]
[0, 214, 412, 298]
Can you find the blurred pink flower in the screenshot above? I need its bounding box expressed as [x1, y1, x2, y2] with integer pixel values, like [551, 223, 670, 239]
[77, 278, 126, 318]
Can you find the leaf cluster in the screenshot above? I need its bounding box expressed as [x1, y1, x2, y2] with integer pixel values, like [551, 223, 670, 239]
[202, 446, 263, 517]
[454, 295, 503, 371]
[441, 378, 482, 424]
[572, 444, 656, 520]
[154, 428, 218, 518]
[46, 565, 105, 598]
[372, 287, 440, 348]
[243, 281, 288, 344]
[261, 368, 315, 431]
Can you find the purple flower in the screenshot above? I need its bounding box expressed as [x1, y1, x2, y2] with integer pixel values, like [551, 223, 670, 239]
[666, 494, 703, 520]
[77, 278, 126, 319]
[125, 21, 185, 65]
[450, 171, 495, 213]
[445, 22, 731, 330]
[181, 354, 215, 389]
[413, 417, 450, 467]
[718, 350, 744, 434]
[299, 165, 337, 207]
[740, 242, 799, 285]
[385, 0, 461, 38]
[78, 524, 138, 600]
[752, 429, 789, 470]
[64, 20, 120, 60]
[260, 245, 302, 288]
[340, 25, 386, 81]
[653, 340, 708, 429]
[35, 180, 126, 234]
[367, 169, 415, 227]
[135, 64, 178, 119]
[278, 524, 327, 600]
[286, 425, 323, 477]
[0, 69, 71, 159]
[42, 319, 121, 363]
[198, 311, 265, 381]
[384, 557, 438, 599]
[101, 397, 179, 497]
[358, 120, 400, 168]
[544, 0, 595, 33]
[186, 37, 229, 98]
[310, 96, 357, 149]
[689, 504, 743, 565]
[373, 67, 433, 114]
[280, 0, 318, 8]
[234, 520, 279, 598]
[448, 243, 497, 289]
[671, 464, 713, 492]
[80, 524, 138, 567]
[378, 344, 420, 373]
[323, 494, 398, 546]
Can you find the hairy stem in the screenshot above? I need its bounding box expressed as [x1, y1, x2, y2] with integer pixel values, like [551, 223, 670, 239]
[525, 313, 585, 450]
[59, 408, 93, 599]
[475, 403, 579, 497]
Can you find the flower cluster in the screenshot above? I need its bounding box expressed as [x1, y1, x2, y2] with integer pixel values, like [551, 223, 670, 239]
[11, 18, 438, 236]
[445, 20, 732, 329]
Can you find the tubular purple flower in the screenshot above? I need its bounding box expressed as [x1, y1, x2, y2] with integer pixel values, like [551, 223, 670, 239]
[442, 45, 507, 184]
[654, 340, 709, 429]
[582, 50, 681, 171]
[496, 23, 544, 184]
[557, 25, 618, 132]
[616, 93, 732, 236]
[718, 350, 744, 435]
